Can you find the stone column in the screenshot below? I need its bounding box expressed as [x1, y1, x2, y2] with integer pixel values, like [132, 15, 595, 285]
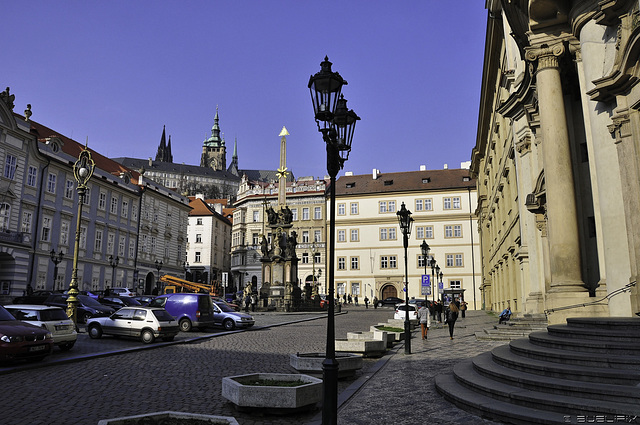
[526, 43, 585, 292]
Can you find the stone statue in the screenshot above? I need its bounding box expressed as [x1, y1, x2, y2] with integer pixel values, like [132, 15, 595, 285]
[260, 235, 269, 257]
[286, 231, 297, 258]
[267, 207, 278, 225]
[283, 206, 293, 224]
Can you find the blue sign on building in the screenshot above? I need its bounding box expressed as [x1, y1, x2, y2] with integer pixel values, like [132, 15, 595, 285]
[421, 275, 431, 295]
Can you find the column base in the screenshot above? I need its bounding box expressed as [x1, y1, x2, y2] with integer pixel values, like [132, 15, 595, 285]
[545, 285, 609, 325]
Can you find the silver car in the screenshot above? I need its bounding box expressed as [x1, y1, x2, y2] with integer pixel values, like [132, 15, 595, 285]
[5, 305, 77, 351]
[87, 307, 179, 344]
[213, 301, 255, 330]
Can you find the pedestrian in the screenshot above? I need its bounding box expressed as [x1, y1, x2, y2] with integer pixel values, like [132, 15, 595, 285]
[244, 295, 251, 313]
[347, 294, 352, 304]
[250, 293, 257, 312]
[445, 301, 460, 339]
[364, 296, 369, 309]
[373, 296, 378, 309]
[354, 295, 358, 306]
[417, 303, 431, 340]
[26, 284, 33, 296]
[428, 301, 435, 320]
[499, 306, 512, 324]
[436, 300, 443, 323]
[343, 294, 347, 304]
[460, 300, 467, 318]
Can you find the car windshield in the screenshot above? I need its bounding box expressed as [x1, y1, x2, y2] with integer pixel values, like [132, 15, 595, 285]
[79, 295, 103, 307]
[0, 306, 17, 321]
[152, 309, 175, 322]
[397, 305, 415, 311]
[215, 302, 235, 313]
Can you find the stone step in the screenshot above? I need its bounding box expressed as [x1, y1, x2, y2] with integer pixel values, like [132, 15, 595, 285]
[474, 330, 524, 341]
[435, 373, 564, 425]
[528, 331, 640, 355]
[548, 323, 640, 342]
[451, 360, 640, 416]
[508, 338, 640, 369]
[565, 317, 640, 332]
[491, 344, 640, 386]
[472, 352, 640, 404]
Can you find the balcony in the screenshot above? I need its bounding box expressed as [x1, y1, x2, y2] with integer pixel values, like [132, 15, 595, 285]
[0, 229, 25, 244]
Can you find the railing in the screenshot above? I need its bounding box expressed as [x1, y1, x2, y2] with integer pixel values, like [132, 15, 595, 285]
[0, 230, 24, 243]
[544, 281, 637, 316]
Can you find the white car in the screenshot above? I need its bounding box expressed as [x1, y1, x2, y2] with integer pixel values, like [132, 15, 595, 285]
[108, 287, 136, 297]
[87, 306, 179, 344]
[5, 304, 77, 351]
[394, 304, 418, 321]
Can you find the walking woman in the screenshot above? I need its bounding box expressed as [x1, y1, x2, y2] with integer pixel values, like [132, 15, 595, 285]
[445, 301, 459, 340]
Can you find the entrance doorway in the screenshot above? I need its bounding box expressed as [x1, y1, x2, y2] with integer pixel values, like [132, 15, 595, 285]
[380, 284, 397, 299]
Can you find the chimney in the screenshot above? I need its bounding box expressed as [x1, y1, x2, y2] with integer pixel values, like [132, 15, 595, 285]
[443, 164, 448, 169]
[460, 161, 471, 169]
[419, 165, 426, 171]
[196, 193, 204, 200]
[148, 157, 153, 166]
[345, 171, 353, 176]
[372, 168, 380, 179]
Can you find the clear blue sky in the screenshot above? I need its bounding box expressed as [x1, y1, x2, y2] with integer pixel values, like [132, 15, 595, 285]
[3, 1, 487, 180]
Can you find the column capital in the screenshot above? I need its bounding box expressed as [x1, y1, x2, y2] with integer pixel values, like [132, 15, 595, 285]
[525, 43, 566, 70]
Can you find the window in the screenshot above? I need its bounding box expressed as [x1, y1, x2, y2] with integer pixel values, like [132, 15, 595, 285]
[418, 254, 428, 268]
[4, 154, 16, 179]
[350, 203, 358, 214]
[302, 253, 309, 264]
[302, 231, 309, 243]
[338, 204, 346, 215]
[380, 227, 397, 240]
[60, 221, 69, 245]
[314, 252, 321, 264]
[351, 282, 360, 295]
[41, 216, 51, 241]
[195, 252, 201, 262]
[302, 208, 309, 220]
[122, 200, 129, 218]
[21, 211, 32, 233]
[291, 208, 298, 221]
[253, 211, 259, 222]
[80, 226, 87, 249]
[454, 225, 462, 237]
[380, 256, 388, 269]
[0, 203, 9, 231]
[252, 233, 259, 245]
[453, 197, 461, 209]
[95, 230, 103, 252]
[388, 201, 396, 212]
[389, 256, 397, 268]
[132, 205, 138, 221]
[425, 199, 432, 210]
[455, 254, 463, 267]
[379, 201, 387, 213]
[119, 236, 126, 257]
[445, 225, 453, 238]
[110, 197, 118, 214]
[450, 280, 462, 290]
[380, 228, 387, 240]
[444, 197, 461, 210]
[196, 234, 202, 243]
[314, 206, 322, 220]
[99, 192, 107, 210]
[350, 229, 359, 242]
[150, 236, 156, 253]
[338, 257, 346, 270]
[47, 173, 56, 194]
[314, 230, 321, 242]
[338, 230, 346, 242]
[107, 233, 115, 254]
[415, 199, 423, 211]
[196, 218, 203, 225]
[65, 180, 74, 199]
[129, 239, 136, 258]
[27, 166, 37, 187]
[83, 187, 91, 205]
[350, 257, 359, 270]
[380, 255, 397, 269]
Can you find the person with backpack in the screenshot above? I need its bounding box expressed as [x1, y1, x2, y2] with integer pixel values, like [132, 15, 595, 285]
[445, 301, 460, 339]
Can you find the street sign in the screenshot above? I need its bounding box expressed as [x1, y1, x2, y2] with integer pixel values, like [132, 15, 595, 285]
[222, 272, 228, 287]
[438, 281, 444, 290]
[421, 275, 430, 295]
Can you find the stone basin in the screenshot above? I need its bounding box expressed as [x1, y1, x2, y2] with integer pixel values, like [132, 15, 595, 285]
[347, 330, 394, 348]
[335, 338, 386, 357]
[97, 411, 239, 425]
[289, 352, 363, 378]
[222, 373, 321, 412]
[372, 325, 405, 343]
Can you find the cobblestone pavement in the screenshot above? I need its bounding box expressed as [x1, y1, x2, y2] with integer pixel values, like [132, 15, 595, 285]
[0, 307, 506, 425]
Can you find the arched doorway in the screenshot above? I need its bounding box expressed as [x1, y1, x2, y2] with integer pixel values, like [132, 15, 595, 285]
[145, 272, 155, 295]
[380, 284, 397, 300]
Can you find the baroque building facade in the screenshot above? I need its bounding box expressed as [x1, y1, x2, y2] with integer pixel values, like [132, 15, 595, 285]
[474, 0, 640, 324]
[332, 167, 482, 309]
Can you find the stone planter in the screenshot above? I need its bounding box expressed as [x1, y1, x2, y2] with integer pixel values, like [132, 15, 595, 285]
[335, 338, 386, 357]
[289, 352, 363, 378]
[347, 330, 394, 348]
[97, 411, 239, 425]
[222, 373, 321, 412]
[372, 325, 405, 343]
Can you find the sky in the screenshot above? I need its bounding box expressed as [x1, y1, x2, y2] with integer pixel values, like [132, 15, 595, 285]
[3, 1, 488, 180]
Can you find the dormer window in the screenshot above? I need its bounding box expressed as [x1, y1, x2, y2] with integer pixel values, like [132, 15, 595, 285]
[346, 182, 355, 188]
[422, 178, 431, 183]
[384, 180, 393, 186]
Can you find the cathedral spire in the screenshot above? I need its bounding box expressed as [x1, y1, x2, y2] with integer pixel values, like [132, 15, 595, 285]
[155, 125, 172, 162]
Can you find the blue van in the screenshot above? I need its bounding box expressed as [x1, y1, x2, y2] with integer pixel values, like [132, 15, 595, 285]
[149, 293, 215, 332]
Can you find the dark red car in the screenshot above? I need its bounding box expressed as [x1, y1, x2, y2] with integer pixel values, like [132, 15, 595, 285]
[0, 305, 54, 362]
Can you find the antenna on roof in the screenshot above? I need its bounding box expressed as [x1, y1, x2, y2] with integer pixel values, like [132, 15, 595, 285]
[85, 136, 89, 149]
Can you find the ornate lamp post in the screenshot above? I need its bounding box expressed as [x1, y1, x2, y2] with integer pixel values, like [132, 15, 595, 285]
[430, 258, 437, 303]
[397, 202, 414, 355]
[109, 255, 119, 287]
[49, 249, 64, 291]
[155, 260, 163, 293]
[420, 240, 430, 301]
[308, 56, 359, 425]
[68, 145, 95, 325]
[439, 270, 444, 301]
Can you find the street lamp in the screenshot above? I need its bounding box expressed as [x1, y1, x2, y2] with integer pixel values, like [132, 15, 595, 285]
[420, 240, 430, 301]
[309, 56, 360, 425]
[184, 262, 189, 281]
[109, 255, 119, 287]
[68, 145, 95, 325]
[396, 202, 414, 355]
[49, 249, 64, 291]
[155, 260, 163, 293]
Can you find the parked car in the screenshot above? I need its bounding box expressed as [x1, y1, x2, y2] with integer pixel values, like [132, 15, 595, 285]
[377, 297, 404, 307]
[12, 290, 53, 305]
[107, 287, 137, 297]
[87, 307, 179, 344]
[149, 293, 216, 332]
[5, 305, 77, 351]
[0, 305, 54, 362]
[408, 298, 427, 308]
[212, 296, 239, 311]
[394, 304, 418, 321]
[45, 294, 115, 323]
[212, 301, 255, 330]
[99, 296, 142, 310]
[132, 295, 155, 306]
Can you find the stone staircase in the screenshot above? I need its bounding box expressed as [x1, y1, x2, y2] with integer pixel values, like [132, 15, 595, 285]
[475, 314, 548, 341]
[436, 317, 640, 424]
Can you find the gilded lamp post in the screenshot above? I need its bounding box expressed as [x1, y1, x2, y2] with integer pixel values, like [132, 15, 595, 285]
[67, 145, 95, 325]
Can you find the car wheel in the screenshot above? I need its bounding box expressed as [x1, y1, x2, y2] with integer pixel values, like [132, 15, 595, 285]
[88, 324, 102, 339]
[377, 302, 383, 308]
[80, 312, 92, 324]
[162, 336, 175, 342]
[59, 341, 75, 351]
[223, 319, 236, 331]
[140, 329, 155, 344]
[179, 318, 192, 332]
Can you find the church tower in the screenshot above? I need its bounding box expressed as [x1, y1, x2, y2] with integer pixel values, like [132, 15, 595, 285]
[155, 125, 173, 163]
[228, 137, 239, 176]
[200, 107, 226, 171]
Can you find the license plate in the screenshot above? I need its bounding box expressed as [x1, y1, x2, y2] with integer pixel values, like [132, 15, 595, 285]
[55, 325, 69, 331]
[29, 345, 46, 352]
